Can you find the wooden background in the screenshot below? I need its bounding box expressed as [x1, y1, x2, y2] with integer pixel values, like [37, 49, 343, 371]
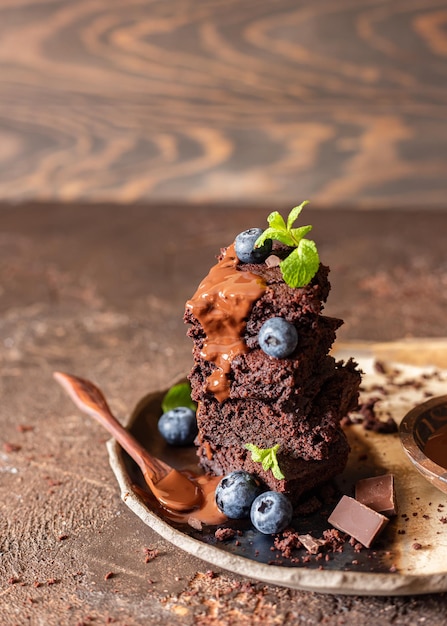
[0, 0, 446, 208]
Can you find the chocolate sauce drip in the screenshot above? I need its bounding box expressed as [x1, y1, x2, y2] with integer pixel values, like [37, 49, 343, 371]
[186, 244, 266, 402]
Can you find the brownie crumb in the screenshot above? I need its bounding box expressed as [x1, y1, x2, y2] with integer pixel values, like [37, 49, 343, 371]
[104, 571, 115, 580]
[143, 547, 160, 562]
[357, 399, 398, 433]
[373, 361, 386, 374]
[273, 529, 303, 558]
[17, 424, 34, 433]
[4, 442, 21, 453]
[215, 527, 237, 542]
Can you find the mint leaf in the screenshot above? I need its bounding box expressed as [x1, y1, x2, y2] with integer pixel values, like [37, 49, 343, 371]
[244, 443, 285, 480]
[245, 442, 264, 463]
[161, 381, 196, 414]
[286, 200, 309, 231]
[255, 202, 320, 288]
[267, 211, 287, 231]
[280, 239, 319, 288]
[255, 227, 295, 248]
[289, 224, 313, 245]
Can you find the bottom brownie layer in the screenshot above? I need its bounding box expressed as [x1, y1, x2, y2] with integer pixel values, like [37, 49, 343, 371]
[196, 430, 350, 506]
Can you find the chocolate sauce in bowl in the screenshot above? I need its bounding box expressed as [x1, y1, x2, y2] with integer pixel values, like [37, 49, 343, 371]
[186, 243, 266, 401]
[424, 424, 447, 470]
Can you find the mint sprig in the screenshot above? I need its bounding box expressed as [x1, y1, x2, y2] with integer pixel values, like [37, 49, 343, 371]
[161, 381, 196, 414]
[255, 201, 320, 288]
[244, 443, 285, 480]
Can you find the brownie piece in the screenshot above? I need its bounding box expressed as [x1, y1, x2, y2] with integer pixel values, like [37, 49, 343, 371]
[184, 240, 361, 505]
[196, 430, 350, 500]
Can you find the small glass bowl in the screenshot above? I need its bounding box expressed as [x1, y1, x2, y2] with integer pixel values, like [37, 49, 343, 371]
[399, 395, 447, 495]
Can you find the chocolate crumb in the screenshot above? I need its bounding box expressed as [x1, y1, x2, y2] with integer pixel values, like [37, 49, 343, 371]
[355, 398, 398, 433]
[4, 442, 21, 453]
[143, 547, 159, 563]
[17, 424, 34, 433]
[188, 516, 203, 531]
[265, 254, 281, 268]
[214, 527, 237, 542]
[104, 571, 115, 580]
[412, 543, 422, 550]
[373, 361, 386, 374]
[298, 533, 325, 554]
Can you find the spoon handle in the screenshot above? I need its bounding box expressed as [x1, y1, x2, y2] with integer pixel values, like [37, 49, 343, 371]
[53, 371, 170, 483]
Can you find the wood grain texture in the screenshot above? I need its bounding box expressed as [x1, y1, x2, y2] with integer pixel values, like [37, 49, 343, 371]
[0, 0, 446, 207]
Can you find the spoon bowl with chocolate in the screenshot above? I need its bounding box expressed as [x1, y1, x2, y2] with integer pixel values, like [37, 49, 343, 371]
[53, 372, 209, 514]
[399, 394, 447, 495]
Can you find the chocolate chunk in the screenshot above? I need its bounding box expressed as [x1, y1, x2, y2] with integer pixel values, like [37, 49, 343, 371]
[355, 474, 397, 517]
[297, 534, 325, 554]
[328, 495, 389, 548]
[265, 254, 281, 268]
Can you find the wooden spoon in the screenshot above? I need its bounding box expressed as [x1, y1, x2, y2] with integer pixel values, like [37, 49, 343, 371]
[53, 371, 203, 512]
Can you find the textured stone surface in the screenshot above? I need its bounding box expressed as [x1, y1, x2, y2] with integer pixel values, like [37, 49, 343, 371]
[1, 203, 447, 624]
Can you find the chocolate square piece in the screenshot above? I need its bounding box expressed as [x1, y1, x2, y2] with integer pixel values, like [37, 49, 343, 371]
[328, 495, 389, 548]
[355, 474, 397, 516]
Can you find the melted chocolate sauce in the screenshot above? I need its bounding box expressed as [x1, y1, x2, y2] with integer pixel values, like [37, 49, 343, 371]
[136, 471, 227, 526]
[424, 424, 447, 470]
[185, 243, 266, 401]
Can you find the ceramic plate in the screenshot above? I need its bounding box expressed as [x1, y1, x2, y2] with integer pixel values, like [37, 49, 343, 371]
[107, 354, 447, 595]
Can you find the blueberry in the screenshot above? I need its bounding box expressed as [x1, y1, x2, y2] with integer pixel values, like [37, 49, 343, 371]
[250, 491, 293, 534]
[258, 317, 298, 358]
[215, 470, 264, 519]
[158, 407, 198, 446]
[235, 228, 272, 264]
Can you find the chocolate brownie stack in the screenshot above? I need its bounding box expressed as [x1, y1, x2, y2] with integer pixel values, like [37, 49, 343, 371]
[184, 237, 361, 505]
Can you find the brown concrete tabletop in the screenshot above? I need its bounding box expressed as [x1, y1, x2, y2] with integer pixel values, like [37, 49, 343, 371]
[1, 203, 447, 625]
